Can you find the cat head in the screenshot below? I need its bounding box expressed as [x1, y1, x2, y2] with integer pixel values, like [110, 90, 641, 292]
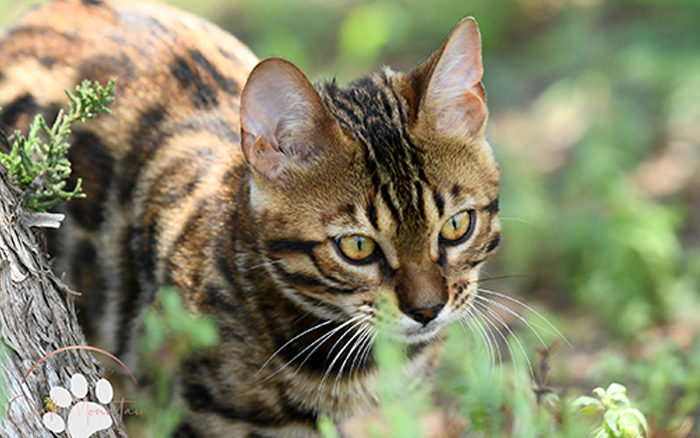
[240, 17, 500, 343]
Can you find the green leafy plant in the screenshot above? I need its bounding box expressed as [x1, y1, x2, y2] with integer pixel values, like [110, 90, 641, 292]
[574, 383, 648, 438]
[317, 297, 432, 438]
[590, 339, 700, 434]
[371, 332, 432, 438]
[0, 78, 115, 211]
[340, 321, 647, 438]
[135, 286, 219, 438]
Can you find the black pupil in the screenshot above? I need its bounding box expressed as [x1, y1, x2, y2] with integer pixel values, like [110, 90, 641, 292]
[356, 237, 364, 251]
[451, 217, 458, 230]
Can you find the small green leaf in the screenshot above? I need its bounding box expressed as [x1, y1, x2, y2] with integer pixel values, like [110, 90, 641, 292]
[604, 410, 621, 436]
[0, 78, 115, 211]
[572, 395, 604, 410]
[621, 408, 648, 434]
[607, 383, 628, 405]
[593, 387, 606, 399]
[607, 383, 626, 394]
[595, 428, 610, 438]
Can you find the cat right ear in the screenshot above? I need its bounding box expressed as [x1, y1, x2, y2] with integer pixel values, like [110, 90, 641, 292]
[405, 17, 487, 139]
[240, 57, 338, 180]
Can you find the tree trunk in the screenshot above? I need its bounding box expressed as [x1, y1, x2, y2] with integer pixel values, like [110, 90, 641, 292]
[0, 164, 127, 438]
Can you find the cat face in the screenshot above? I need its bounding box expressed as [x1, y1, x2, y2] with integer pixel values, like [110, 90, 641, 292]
[240, 17, 500, 343]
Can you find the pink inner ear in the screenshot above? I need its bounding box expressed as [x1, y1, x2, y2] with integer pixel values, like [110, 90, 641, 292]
[241, 100, 281, 152]
[423, 17, 487, 137]
[240, 58, 325, 178]
[436, 90, 487, 137]
[248, 133, 284, 178]
[241, 64, 313, 153]
[240, 57, 344, 179]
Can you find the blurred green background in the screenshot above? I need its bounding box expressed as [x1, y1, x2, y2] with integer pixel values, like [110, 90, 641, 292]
[1, 0, 699, 436]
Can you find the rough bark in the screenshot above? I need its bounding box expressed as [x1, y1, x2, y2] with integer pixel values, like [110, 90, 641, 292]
[0, 164, 127, 438]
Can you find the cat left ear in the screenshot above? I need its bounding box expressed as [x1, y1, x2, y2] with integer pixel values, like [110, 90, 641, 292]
[407, 17, 487, 139]
[240, 57, 338, 179]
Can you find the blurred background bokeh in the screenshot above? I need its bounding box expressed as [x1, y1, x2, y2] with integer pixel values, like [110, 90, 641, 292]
[1, 0, 699, 436]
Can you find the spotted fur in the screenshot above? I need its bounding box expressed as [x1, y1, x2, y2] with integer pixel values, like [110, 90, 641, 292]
[0, 1, 500, 436]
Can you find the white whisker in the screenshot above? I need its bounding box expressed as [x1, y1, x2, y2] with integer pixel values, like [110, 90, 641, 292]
[468, 307, 504, 375]
[471, 306, 515, 383]
[459, 316, 496, 380]
[474, 293, 549, 350]
[332, 324, 373, 398]
[473, 300, 534, 382]
[258, 314, 366, 383]
[255, 319, 333, 377]
[355, 331, 378, 380]
[461, 308, 496, 378]
[316, 319, 371, 405]
[477, 287, 571, 347]
[293, 314, 369, 377]
[350, 329, 376, 380]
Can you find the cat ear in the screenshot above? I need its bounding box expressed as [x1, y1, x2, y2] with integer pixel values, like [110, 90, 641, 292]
[407, 17, 487, 138]
[240, 57, 337, 179]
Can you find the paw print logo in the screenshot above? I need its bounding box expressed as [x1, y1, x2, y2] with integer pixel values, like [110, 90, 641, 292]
[42, 373, 114, 438]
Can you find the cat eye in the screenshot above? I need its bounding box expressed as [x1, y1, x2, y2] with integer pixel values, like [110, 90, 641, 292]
[439, 210, 475, 243]
[336, 235, 377, 263]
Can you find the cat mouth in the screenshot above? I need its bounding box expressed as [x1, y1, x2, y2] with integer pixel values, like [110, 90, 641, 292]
[401, 323, 445, 344]
[393, 311, 449, 344]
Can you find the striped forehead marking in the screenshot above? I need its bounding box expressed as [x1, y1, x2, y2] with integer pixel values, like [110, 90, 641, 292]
[319, 72, 432, 226]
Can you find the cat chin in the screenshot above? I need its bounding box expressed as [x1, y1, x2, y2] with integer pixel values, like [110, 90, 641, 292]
[398, 320, 447, 344]
[402, 329, 443, 344]
[376, 320, 443, 344]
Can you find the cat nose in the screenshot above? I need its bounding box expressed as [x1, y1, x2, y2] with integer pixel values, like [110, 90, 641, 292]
[407, 303, 444, 325]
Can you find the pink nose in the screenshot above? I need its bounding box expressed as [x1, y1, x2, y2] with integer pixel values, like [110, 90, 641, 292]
[406, 303, 444, 325]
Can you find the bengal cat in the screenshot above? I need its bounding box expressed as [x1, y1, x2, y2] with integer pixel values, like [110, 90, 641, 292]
[0, 0, 501, 436]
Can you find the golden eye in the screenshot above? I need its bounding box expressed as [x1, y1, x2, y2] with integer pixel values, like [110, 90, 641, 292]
[440, 211, 473, 242]
[337, 235, 376, 262]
